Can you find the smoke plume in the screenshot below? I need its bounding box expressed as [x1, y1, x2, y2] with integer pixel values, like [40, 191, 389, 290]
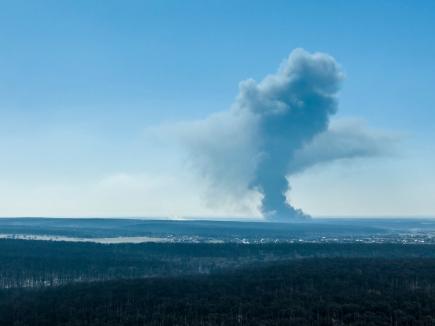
[177, 49, 388, 221]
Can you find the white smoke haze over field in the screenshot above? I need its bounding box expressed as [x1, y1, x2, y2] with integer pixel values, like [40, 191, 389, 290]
[169, 49, 395, 221]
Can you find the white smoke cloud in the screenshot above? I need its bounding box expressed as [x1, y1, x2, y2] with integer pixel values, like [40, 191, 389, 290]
[170, 49, 395, 221]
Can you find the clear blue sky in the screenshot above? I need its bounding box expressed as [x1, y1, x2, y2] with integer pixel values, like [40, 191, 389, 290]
[0, 0, 434, 217]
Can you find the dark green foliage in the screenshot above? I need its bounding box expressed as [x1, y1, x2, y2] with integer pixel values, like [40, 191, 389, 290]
[1, 258, 435, 325]
[2, 240, 435, 325]
[2, 240, 435, 288]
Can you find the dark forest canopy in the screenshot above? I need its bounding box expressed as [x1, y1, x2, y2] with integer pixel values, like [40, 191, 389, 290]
[2, 239, 435, 288]
[1, 258, 435, 326]
[2, 240, 435, 325]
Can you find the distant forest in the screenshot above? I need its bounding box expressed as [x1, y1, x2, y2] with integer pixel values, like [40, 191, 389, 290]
[1, 240, 435, 325]
[1, 258, 435, 325]
[2, 240, 435, 288]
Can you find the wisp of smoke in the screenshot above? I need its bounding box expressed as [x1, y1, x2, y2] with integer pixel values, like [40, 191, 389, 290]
[177, 49, 391, 221]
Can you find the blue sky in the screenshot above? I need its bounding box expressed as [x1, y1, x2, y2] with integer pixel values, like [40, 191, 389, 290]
[0, 0, 434, 217]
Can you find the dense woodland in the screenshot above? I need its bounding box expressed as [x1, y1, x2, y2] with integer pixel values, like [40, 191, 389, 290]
[1, 258, 435, 325]
[2, 240, 435, 325]
[2, 240, 435, 288]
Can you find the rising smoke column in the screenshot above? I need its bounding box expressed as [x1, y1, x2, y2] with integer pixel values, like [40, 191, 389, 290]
[180, 49, 344, 220]
[235, 49, 342, 219]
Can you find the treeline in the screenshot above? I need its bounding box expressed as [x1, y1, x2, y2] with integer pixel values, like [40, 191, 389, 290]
[2, 239, 435, 288]
[1, 258, 435, 325]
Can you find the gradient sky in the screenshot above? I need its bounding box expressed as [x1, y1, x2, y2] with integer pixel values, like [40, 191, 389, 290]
[0, 0, 434, 218]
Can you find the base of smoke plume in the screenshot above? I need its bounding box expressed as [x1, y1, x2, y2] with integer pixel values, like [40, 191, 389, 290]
[264, 208, 311, 222]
